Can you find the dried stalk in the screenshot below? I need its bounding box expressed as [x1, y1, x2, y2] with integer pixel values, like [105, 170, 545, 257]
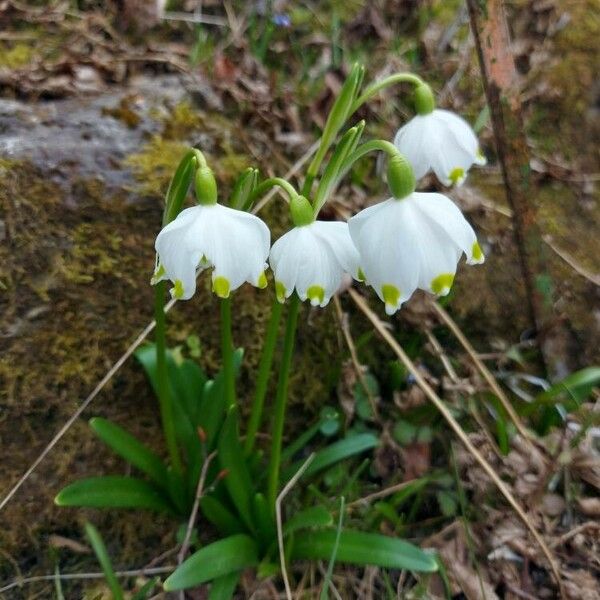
[348, 288, 564, 597]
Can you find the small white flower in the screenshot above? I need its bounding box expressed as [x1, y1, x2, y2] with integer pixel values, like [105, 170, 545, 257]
[349, 193, 484, 315]
[152, 204, 270, 300]
[393, 109, 486, 186]
[269, 221, 360, 307]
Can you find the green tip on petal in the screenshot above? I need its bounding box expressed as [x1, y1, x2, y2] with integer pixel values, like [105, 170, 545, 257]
[382, 284, 401, 308]
[471, 241, 484, 263]
[449, 167, 465, 186]
[172, 279, 185, 299]
[150, 264, 165, 285]
[431, 273, 455, 296]
[275, 281, 287, 303]
[357, 267, 366, 282]
[212, 276, 230, 298]
[257, 272, 268, 289]
[307, 285, 325, 306]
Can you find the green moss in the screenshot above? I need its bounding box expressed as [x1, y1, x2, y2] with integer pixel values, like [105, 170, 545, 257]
[0, 42, 34, 68]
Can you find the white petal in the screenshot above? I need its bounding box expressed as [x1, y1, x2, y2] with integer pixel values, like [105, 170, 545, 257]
[410, 192, 481, 264]
[311, 221, 361, 281]
[185, 204, 270, 293]
[430, 110, 482, 185]
[155, 206, 205, 299]
[393, 115, 435, 180]
[349, 199, 420, 313]
[269, 228, 305, 300]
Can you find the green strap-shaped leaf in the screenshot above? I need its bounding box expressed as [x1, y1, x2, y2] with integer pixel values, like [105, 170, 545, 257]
[252, 492, 276, 548]
[199, 496, 245, 536]
[131, 578, 158, 600]
[89, 418, 168, 487]
[284, 433, 379, 481]
[208, 571, 240, 600]
[283, 505, 333, 536]
[55, 477, 174, 513]
[84, 522, 124, 600]
[218, 408, 256, 532]
[292, 530, 438, 573]
[163, 535, 258, 591]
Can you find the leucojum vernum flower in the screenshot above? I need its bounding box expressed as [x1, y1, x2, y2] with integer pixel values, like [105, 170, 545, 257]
[56, 64, 487, 595]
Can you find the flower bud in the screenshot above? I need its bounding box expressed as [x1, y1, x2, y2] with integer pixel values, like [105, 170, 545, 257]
[387, 154, 416, 200]
[414, 83, 435, 115]
[194, 165, 218, 205]
[289, 195, 314, 226]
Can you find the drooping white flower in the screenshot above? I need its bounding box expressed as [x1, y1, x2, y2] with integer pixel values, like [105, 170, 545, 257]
[269, 221, 360, 307]
[152, 204, 270, 300]
[348, 192, 484, 315]
[393, 109, 486, 186]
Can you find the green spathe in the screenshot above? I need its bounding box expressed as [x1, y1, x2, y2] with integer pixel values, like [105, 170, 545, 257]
[195, 165, 218, 205]
[414, 83, 435, 115]
[290, 195, 314, 226]
[387, 154, 416, 200]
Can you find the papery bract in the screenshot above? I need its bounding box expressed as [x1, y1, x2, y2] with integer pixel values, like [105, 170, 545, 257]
[269, 221, 360, 307]
[349, 193, 484, 315]
[393, 109, 486, 186]
[153, 204, 270, 300]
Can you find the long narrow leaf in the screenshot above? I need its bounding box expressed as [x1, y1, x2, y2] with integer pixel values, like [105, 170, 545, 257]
[283, 506, 333, 536]
[284, 433, 379, 481]
[55, 477, 174, 513]
[208, 571, 240, 600]
[89, 418, 168, 487]
[84, 522, 124, 600]
[163, 535, 258, 591]
[292, 530, 438, 573]
[199, 496, 245, 536]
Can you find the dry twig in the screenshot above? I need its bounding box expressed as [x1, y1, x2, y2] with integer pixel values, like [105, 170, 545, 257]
[276, 454, 315, 600]
[348, 288, 564, 597]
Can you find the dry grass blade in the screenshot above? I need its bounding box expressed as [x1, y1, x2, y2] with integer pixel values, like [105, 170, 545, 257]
[348, 288, 564, 597]
[0, 298, 177, 512]
[276, 453, 315, 600]
[430, 299, 533, 443]
[0, 566, 173, 595]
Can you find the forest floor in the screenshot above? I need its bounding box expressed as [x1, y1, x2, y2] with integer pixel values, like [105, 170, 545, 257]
[0, 1, 599, 598]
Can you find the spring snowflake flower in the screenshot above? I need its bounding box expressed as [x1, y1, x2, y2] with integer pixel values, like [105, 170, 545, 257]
[269, 220, 360, 307]
[349, 191, 484, 315]
[152, 204, 270, 300]
[393, 85, 486, 186]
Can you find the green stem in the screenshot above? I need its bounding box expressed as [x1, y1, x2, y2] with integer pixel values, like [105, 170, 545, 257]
[221, 297, 236, 410]
[267, 294, 300, 510]
[349, 72, 425, 116]
[154, 282, 183, 474]
[246, 177, 299, 210]
[245, 298, 283, 454]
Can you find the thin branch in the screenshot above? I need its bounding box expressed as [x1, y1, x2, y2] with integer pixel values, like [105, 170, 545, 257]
[0, 566, 174, 595]
[276, 453, 315, 600]
[333, 295, 379, 420]
[0, 298, 177, 513]
[430, 299, 533, 443]
[346, 480, 414, 508]
[177, 450, 217, 564]
[348, 288, 564, 595]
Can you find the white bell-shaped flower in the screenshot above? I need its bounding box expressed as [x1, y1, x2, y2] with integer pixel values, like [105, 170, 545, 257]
[393, 109, 486, 186]
[152, 203, 270, 300]
[349, 192, 484, 315]
[269, 220, 360, 307]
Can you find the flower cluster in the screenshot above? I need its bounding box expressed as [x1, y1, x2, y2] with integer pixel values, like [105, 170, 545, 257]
[153, 87, 485, 315]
